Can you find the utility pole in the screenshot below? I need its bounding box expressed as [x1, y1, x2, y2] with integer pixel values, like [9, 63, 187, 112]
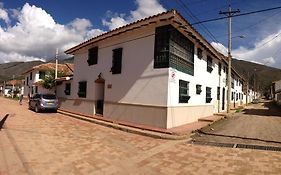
[55, 48, 58, 79]
[219, 4, 240, 113]
[246, 72, 249, 105]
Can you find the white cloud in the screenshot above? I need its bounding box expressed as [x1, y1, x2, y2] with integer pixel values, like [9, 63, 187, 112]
[0, 51, 44, 63]
[69, 18, 92, 34]
[130, 0, 166, 21]
[86, 29, 105, 40]
[102, 16, 127, 30]
[211, 28, 281, 68]
[0, 3, 104, 63]
[211, 42, 228, 56]
[232, 29, 281, 67]
[0, 6, 9, 24]
[103, 0, 166, 30]
[262, 57, 276, 65]
[0, 0, 165, 64]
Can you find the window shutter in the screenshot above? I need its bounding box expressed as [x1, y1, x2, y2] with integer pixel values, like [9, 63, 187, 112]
[78, 81, 87, 98]
[112, 48, 122, 74]
[64, 83, 71, 95]
[87, 47, 98, 66]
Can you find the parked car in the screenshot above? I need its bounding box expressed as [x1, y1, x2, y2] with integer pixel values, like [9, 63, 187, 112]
[28, 94, 59, 112]
[252, 99, 259, 104]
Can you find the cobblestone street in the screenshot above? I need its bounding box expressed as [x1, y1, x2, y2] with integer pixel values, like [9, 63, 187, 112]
[1, 97, 281, 175]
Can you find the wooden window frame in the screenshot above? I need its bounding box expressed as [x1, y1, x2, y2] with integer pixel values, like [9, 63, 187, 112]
[64, 83, 71, 95]
[111, 48, 123, 74]
[207, 56, 213, 73]
[179, 80, 190, 103]
[206, 87, 212, 103]
[78, 81, 87, 98]
[87, 47, 98, 66]
[196, 84, 202, 95]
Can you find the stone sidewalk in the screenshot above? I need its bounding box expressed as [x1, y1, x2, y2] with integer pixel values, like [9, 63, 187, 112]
[1, 97, 281, 174]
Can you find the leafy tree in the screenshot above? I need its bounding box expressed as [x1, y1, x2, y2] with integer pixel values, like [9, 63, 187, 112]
[40, 70, 68, 90]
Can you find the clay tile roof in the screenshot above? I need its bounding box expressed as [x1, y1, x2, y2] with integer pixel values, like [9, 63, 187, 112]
[22, 63, 74, 76]
[65, 9, 174, 54]
[64, 9, 244, 80]
[6, 80, 23, 86]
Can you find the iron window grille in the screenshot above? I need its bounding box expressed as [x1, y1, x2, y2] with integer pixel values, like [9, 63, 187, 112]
[154, 25, 194, 76]
[179, 80, 190, 103]
[207, 56, 213, 73]
[196, 84, 202, 95]
[217, 87, 220, 100]
[218, 62, 222, 75]
[206, 87, 212, 103]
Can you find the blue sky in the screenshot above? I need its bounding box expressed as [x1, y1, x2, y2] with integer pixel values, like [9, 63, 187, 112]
[1, 0, 281, 68]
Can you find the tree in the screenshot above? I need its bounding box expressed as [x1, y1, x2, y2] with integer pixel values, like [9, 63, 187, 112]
[39, 70, 68, 90]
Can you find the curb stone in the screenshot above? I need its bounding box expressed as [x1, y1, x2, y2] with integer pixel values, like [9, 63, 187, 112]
[58, 110, 191, 140]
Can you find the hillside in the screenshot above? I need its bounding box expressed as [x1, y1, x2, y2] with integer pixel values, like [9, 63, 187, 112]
[1, 58, 281, 95]
[0, 61, 44, 82]
[232, 59, 281, 94]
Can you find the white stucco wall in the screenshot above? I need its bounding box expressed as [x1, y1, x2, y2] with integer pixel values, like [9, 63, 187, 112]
[23, 70, 55, 96]
[71, 25, 169, 107]
[275, 80, 281, 92]
[167, 46, 228, 113]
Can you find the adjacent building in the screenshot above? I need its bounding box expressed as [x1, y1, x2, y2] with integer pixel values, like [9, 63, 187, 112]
[22, 63, 74, 97]
[272, 80, 281, 105]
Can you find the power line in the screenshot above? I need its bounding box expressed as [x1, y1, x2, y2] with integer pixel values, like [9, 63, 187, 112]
[215, 9, 281, 38]
[255, 32, 281, 49]
[194, 0, 242, 17]
[191, 6, 281, 25]
[176, 0, 220, 43]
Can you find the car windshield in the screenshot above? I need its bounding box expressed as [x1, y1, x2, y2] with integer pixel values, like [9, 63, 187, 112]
[42, 94, 57, 99]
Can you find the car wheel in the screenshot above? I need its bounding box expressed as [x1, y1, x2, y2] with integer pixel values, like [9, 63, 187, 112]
[35, 105, 40, 113]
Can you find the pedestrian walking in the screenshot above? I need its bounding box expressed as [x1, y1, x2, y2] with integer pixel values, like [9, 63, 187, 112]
[19, 94, 23, 105]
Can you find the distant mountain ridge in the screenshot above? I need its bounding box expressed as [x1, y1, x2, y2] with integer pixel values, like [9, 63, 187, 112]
[0, 61, 44, 82]
[232, 58, 281, 94]
[1, 57, 281, 95]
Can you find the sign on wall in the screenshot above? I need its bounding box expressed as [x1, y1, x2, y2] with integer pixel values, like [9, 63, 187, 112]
[170, 68, 177, 83]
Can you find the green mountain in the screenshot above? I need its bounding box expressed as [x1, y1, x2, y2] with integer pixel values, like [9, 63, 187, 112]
[1, 58, 281, 95]
[232, 58, 281, 94]
[0, 61, 44, 82]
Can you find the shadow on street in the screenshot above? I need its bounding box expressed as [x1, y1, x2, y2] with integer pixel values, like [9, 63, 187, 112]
[242, 101, 281, 117]
[191, 100, 281, 147]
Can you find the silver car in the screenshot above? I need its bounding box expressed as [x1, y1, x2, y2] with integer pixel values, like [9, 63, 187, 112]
[29, 94, 59, 112]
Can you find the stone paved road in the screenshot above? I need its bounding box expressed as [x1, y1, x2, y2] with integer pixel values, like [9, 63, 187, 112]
[193, 100, 281, 147]
[0, 97, 281, 175]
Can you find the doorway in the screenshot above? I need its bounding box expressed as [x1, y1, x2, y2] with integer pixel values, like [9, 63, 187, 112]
[95, 78, 105, 115]
[222, 88, 225, 111]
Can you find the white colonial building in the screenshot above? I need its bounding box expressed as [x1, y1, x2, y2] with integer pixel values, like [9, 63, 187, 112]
[272, 79, 281, 105]
[22, 63, 73, 97]
[62, 10, 247, 129]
